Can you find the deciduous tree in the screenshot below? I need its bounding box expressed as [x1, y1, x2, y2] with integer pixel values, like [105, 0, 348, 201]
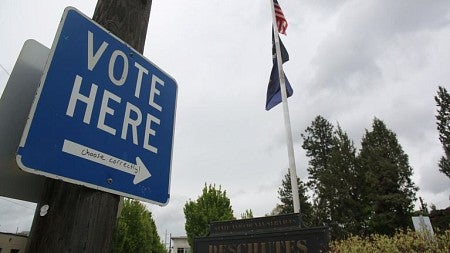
[112, 199, 166, 253]
[240, 209, 254, 219]
[184, 184, 235, 246]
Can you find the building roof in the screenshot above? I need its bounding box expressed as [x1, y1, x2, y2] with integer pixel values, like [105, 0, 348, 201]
[0, 232, 29, 238]
[171, 236, 187, 240]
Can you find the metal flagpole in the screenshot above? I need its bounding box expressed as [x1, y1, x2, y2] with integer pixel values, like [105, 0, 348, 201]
[269, 0, 301, 215]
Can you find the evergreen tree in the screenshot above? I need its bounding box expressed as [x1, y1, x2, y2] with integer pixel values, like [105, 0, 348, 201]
[301, 117, 362, 238]
[435, 86, 450, 178]
[184, 184, 235, 246]
[276, 170, 313, 227]
[357, 118, 418, 235]
[429, 206, 450, 232]
[301, 115, 334, 226]
[327, 125, 362, 238]
[112, 199, 166, 253]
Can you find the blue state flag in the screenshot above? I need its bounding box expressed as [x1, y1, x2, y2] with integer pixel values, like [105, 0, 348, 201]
[265, 31, 293, 111]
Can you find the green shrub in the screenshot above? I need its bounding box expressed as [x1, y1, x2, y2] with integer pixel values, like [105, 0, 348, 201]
[330, 229, 450, 252]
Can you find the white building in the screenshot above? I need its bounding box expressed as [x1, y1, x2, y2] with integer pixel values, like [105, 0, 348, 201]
[171, 236, 190, 253]
[0, 232, 28, 253]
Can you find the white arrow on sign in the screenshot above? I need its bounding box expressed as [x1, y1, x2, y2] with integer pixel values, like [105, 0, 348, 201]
[62, 139, 151, 184]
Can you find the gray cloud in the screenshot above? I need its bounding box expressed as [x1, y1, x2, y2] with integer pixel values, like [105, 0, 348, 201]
[310, 0, 450, 93]
[0, 198, 35, 233]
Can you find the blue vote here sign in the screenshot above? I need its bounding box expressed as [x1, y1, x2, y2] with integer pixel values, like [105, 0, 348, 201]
[17, 7, 177, 205]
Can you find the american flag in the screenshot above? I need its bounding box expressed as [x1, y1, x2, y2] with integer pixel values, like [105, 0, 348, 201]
[273, 0, 288, 35]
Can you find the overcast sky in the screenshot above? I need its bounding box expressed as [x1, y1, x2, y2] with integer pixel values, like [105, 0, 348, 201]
[1, 0, 449, 240]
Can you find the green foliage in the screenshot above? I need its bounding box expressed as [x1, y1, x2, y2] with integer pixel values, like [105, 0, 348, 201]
[429, 206, 450, 232]
[330, 229, 450, 252]
[301, 116, 362, 238]
[435, 86, 450, 178]
[275, 170, 313, 227]
[300, 116, 418, 238]
[184, 184, 235, 247]
[327, 126, 363, 238]
[301, 115, 334, 197]
[301, 115, 334, 226]
[241, 209, 254, 219]
[358, 118, 418, 235]
[112, 199, 166, 253]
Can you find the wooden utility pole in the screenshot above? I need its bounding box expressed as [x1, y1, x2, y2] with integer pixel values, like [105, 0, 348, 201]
[26, 1, 152, 252]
